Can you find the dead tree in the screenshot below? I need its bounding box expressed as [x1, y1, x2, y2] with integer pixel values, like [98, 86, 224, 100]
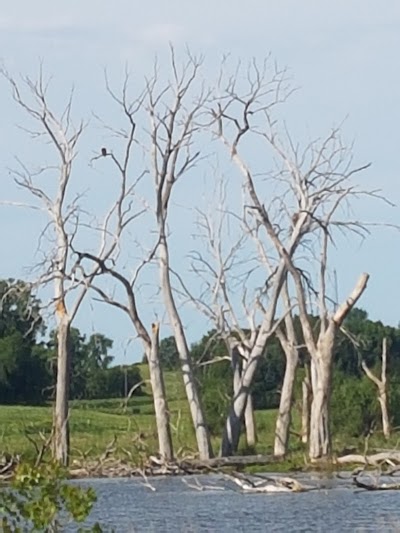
[214, 58, 375, 458]
[2, 70, 85, 465]
[72, 77, 174, 461]
[77, 251, 174, 461]
[361, 337, 390, 439]
[2, 68, 141, 465]
[173, 176, 263, 453]
[213, 61, 316, 456]
[144, 49, 213, 459]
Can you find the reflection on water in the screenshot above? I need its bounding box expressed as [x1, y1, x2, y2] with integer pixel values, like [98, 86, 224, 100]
[76, 474, 400, 532]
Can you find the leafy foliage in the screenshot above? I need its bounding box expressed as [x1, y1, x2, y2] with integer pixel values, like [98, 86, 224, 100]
[0, 280, 50, 404]
[331, 373, 379, 437]
[0, 462, 102, 532]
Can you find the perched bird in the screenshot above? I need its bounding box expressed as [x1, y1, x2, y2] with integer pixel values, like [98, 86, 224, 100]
[101, 147, 107, 157]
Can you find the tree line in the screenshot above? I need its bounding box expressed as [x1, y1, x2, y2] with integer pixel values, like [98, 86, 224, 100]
[1, 49, 396, 465]
[2, 276, 399, 457]
[0, 279, 142, 405]
[152, 312, 400, 439]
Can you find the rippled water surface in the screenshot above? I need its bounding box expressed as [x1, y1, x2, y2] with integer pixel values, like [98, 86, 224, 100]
[77, 474, 400, 532]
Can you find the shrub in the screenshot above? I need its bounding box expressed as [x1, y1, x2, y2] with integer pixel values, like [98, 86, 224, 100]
[0, 462, 102, 532]
[331, 373, 379, 437]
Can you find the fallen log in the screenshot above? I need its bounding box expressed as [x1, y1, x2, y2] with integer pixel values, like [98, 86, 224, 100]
[353, 472, 400, 491]
[223, 471, 311, 493]
[179, 454, 281, 470]
[69, 454, 282, 479]
[337, 452, 400, 467]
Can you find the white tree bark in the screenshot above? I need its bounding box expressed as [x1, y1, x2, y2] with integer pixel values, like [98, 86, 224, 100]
[274, 349, 298, 457]
[148, 323, 174, 460]
[231, 345, 256, 448]
[53, 305, 71, 465]
[362, 337, 390, 439]
[301, 364, 312, 445]
[307, 274, 369, 460]
[159, 235, 213, 459]
[274, 283, 299, 457]
[308, 350, 332, 459]
[146, 50, 213, 460]
[244, 394, 257, 448]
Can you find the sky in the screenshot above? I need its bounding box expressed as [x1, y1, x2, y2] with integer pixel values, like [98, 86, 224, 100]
[0, 1, 399, 363]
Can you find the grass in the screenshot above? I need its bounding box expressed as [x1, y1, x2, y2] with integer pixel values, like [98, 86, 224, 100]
[0, 364, 199, 462]
[0, 364, 398, 470]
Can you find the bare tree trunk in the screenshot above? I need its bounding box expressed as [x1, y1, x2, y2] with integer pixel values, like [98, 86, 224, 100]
[78, 252, 175, 461]
[231, 346, 256, 448]
[159, 236, 213, 460]
[148, 323, 174, 460]
[309, 353, 332, 460]
[53, 310, 71, 466]
[244, 394, 257, 447]
[221, 355, 259, 456]
[379, 391, 390, 440]
[301, 363, 311, 445]
[362, 338, 390, 440]
[274, 352, 298, 457]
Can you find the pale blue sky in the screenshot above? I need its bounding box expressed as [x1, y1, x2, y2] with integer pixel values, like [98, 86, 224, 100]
[1, 1, 399, 362]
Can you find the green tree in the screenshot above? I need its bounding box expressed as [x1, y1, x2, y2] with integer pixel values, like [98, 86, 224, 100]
[158, 336, 180, 370]
[0, 279, 50, 404]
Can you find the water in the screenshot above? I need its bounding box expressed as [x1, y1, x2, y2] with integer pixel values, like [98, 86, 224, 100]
[76, 474, 400, 532]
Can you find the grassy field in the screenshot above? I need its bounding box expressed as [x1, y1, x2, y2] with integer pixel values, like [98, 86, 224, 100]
[0, 364, 396, 467]
[0, 364, 278, 463]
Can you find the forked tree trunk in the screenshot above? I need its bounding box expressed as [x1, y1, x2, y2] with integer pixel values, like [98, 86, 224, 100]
[301, 364, 312, 444]
[53, 308, 71, 466]
[232, 346, 256, 449]
[220, 355, 260, 456]
[274, 350, 298, 457]
[148, 323, 174, 460]
[306, 273, 369, 461]
[159, 236, 213, 459]
[362, 338, 390, 440]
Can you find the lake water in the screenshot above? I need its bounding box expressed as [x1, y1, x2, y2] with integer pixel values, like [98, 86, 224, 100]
[77, 474, 400, 532]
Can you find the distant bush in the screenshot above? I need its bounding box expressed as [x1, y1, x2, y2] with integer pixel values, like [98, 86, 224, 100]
[198, 362, 232, 436]
[331, 373, 379, 437]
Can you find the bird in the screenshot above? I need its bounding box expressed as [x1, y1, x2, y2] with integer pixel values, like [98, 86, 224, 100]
[101, 148, 107, 157]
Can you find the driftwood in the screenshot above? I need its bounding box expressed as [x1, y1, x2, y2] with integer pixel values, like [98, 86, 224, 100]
[337, 452, 400, 467]
[353, 470, 400, 491]
[223, 471, 311, 493]
[0, 454, 20, 480]
[68, 454, 281, 479]
[181, 454, 280, 470]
